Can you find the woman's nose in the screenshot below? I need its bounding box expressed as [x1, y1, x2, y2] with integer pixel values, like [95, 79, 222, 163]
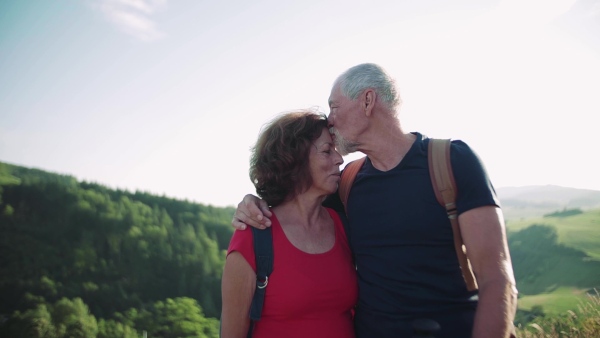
[335, 151, 343, 165]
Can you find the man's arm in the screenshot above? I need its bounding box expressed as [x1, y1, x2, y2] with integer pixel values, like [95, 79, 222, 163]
[459, 206, 518, 338]
[231, 192, 343, 230]
[232, 194, 273, 230]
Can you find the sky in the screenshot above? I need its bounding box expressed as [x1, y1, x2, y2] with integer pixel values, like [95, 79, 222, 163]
[1, 0, 599, 207]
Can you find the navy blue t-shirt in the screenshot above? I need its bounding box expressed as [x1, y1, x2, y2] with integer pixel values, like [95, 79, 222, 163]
[324, 132, 500, 338]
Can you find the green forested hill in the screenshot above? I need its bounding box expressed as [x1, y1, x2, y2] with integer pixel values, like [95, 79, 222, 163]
[0, 161, 234, 337]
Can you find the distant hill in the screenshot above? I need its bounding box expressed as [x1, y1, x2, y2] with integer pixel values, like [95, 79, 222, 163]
[496, 185, 600, 220]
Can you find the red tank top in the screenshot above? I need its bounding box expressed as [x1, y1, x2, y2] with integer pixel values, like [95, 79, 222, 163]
[227, 208, 357, 338]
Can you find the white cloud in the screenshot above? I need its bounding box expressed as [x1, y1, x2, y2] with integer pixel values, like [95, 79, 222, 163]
[114, 0, 166, 14]
[94, 0, 167, 41]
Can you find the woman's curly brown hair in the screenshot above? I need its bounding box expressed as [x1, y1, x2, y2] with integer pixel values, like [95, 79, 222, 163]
[250, 110, 329, 207]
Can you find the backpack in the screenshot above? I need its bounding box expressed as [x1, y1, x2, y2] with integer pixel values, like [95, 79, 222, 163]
[338, 138, 478, 291]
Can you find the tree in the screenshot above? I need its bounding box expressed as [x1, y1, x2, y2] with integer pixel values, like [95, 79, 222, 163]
[9, 304, 56, 338]
[51, 298, 98, 338]
[136, 297, 219, 338]
[5, 297, 97, 338]
[97, 319, 138, 338]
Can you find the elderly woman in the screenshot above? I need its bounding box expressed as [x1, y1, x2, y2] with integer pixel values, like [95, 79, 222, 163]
[220, 111, 358, 338]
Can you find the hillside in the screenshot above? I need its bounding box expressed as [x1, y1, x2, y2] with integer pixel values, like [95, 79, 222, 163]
[507, 209, 600, 259]
[496, 185, 600, 220]
[507, 208, 600, 318]
[0, 161, 234, 337]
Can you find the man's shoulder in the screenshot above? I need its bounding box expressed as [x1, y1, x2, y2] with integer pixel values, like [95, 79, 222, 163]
[419, 133, 469, 146]
[420, 134, 475, 157]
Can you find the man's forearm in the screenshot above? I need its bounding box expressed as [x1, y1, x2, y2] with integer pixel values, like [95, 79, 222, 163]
[472, 279, 518, 338]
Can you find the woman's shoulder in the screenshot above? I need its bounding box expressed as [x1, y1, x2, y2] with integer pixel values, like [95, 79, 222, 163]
[227, 227, 257, 271]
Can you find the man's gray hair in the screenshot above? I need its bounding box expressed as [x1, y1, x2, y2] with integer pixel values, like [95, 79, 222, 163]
[335, 63, 401, 109]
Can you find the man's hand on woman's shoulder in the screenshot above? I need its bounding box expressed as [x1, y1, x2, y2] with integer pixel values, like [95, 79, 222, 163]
[232, 194, 273, 230]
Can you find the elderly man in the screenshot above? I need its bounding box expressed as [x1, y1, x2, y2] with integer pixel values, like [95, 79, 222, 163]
[233, 63, 517, 338]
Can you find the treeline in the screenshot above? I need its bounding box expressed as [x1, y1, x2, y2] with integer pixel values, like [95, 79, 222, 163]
[2, 295, 218, 337]
[543, 208, 584, 218]
[0, 162, 235, 337]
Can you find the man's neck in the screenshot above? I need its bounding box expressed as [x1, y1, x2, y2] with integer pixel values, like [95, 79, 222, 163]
[360, 130, 416, 172]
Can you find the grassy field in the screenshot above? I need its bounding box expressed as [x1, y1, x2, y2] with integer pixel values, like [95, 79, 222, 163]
[506, 208, 600, 314]
[515, 290, 600, 338]
[518, 287, 593, 315]
[507, 208, 600, 259]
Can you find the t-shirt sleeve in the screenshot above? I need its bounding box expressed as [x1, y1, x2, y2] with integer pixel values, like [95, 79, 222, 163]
[451, 140, 501, 214]
[227, 229, 257, 272]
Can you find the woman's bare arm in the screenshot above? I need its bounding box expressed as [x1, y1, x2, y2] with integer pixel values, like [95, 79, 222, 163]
[220, 251, 256, 338]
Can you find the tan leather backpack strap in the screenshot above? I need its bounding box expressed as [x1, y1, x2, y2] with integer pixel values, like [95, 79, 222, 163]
[428, 139, 458, 211]
[339, 157, 366, 213]
[428, 139, 478, 291]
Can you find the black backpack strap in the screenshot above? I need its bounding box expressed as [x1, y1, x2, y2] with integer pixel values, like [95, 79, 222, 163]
[247, 226, 274, 337]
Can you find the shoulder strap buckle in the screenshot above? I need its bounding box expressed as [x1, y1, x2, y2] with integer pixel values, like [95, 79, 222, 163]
[256, 276, 268, 289]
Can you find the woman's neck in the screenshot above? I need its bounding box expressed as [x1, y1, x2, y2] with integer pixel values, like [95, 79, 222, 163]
[273, 192, 327, 229]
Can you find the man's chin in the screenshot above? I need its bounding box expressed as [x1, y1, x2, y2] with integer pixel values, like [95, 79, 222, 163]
[333, 141, 348, 156]
[334, 143, 356, 156]
[332, 131, 356, 156]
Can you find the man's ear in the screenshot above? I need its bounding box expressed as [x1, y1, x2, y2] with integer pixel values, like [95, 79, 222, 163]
[364, 89, 376, 116]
